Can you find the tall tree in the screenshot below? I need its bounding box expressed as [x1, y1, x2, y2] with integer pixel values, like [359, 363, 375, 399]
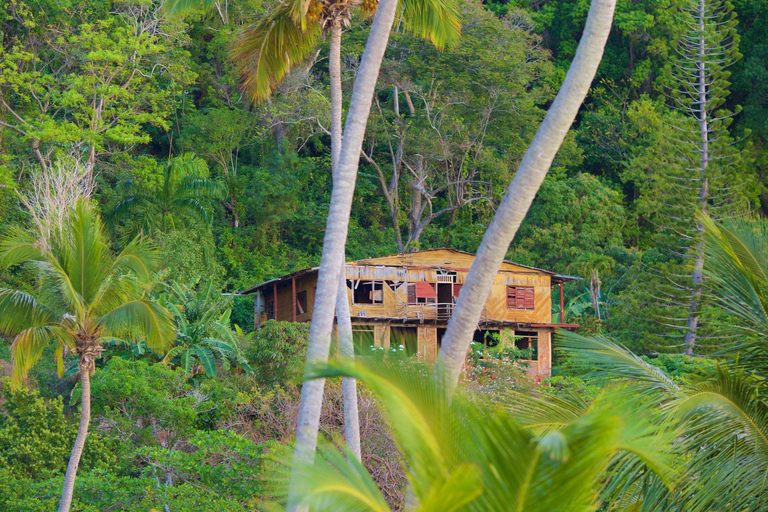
[0, 200, 175, 512]
[0, 0, 194, 175]
[671, 0, 743, 353]
[437, 0, 617, 391]
[165, 0, 460, 480]
[361, 1, 553, 253]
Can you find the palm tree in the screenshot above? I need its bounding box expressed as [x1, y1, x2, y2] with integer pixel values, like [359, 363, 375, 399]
[437, 0, 617, 391]
[283, 359, 675, 512]
[0, 200, 174, 512]
[108, 153, 227, 237]
[164, 2, 459, 506]
[160, 280, 251, 378]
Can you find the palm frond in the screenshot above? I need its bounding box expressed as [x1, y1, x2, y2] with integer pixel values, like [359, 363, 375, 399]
[10, 325, 71, 389]
[289, 445, 392, 512]
[194, 344, 217, 376]
[702, 214, 768, 339]
[109, 237, 161, 284]
[0, 227, 44, 267]
[99, 299, 175, 353]
[305, 360, 677, 512]
[162, 0, 219, 16]
[0, 288, 57, 334]
[556, 330, 680, 396]
[505, 390, 592, 436]
[52, 200, 111, 306]
[232, 3, 321, 104]
[671, 364, 768, 511]
[400, 0, 462, 50]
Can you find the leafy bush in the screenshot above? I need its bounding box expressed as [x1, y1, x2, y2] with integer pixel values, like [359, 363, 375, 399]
[0, 380, 117, 480]
[245, 321, 309, 387]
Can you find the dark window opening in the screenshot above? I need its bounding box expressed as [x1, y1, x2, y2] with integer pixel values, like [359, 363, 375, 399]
[473, 329, 500, 348]
[391, 327, 418, 356]
[296, 290, 307, 315]
[266, 300, 275, 319]
[515, 331, 538, 359]
[352, 326, 375, 355]
[352, 281, 384, 304]
[507, 286, 535, 310]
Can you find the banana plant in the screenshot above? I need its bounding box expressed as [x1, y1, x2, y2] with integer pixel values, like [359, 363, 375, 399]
[160, 280, 251, 378]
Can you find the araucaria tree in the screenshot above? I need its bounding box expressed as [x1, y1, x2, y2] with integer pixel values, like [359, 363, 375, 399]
[671, 0, 744, 354]
[616, 0, 746, 354]
[0, 200, 174, 512]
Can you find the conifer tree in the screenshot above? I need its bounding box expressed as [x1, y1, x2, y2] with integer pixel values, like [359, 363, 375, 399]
[616, 0, 748, 353]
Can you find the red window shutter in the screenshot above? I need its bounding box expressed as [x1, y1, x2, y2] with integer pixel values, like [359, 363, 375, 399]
[407, 284, 417, 303]
[453, 283, 463, 298]
[516, 287, 526, 309]
[524, 287, 535, 310]
[414, 282, 437, 299]
[506, 286, 516, 309]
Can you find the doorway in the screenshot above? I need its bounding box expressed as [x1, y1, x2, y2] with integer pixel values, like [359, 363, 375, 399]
[437, 283, 453, 320]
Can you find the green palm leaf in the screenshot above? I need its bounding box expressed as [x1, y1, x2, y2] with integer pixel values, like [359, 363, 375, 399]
[400, 0, 461, 50]
[194, 344, 217, 376]
[99, 299, 175, 353]
[0, 227, 43, 267]
[232, 3, 321, 104]
[303, 360, 676, 512]
[556, 330, 680, 396]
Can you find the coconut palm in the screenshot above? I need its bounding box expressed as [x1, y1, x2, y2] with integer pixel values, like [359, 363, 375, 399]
[165, 0, 461, 466]
[0, 199, 174, 512]
[108, 152, 227, 237]
[437, 0, 617, 391]
[160, 280, 251, 377]
[282, 358, 675, 512]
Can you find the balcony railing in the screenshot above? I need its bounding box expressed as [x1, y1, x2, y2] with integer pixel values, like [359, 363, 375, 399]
[394, 300, 488, 323]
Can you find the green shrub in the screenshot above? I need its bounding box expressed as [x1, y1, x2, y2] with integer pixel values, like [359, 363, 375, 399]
[245, 321, 309, 387]
[0, 380, 118, 480]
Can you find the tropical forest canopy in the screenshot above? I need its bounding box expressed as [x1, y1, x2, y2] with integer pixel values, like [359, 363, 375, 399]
[1, 0, 768, 510]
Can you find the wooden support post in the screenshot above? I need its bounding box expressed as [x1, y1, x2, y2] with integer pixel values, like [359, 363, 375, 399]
[273, 282, 278, 321]
[292, 276, 297, 322]
[255, 291, 261, 330]
[559, 283, 564, 323]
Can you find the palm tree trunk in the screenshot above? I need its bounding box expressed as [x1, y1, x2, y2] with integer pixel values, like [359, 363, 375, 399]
[329, 22, 362, 462]
[58, 362, 91, 512]
[287, 1, 399, 509]
[337, 266, 362, 460]
[437, 0, 616, 391]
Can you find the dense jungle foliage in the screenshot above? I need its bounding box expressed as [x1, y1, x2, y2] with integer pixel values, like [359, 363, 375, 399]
[1, 0, 768, 510]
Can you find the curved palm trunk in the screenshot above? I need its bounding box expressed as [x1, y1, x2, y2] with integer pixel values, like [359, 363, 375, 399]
[437, 0, 617, 391]
[287, 1, 399, 509]
[330, 22, 362, 461]
[58, 362, 91, 512]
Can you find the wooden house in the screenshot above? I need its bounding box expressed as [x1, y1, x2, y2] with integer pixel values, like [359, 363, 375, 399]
[240, 249, 578, 380]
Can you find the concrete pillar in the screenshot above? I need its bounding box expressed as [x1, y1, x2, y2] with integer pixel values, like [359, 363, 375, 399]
[418, 326, 438, 365]
[538, 330, 552, 379]
[374, 324, 391, 349]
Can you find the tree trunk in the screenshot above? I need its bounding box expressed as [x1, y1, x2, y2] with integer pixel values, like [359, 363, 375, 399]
[330, 25, 343, 173]
[337, 265, 362, 460]
[287, 2, 398, 508]
[437, 0, 616, 391]
[329, 22, 362, 462]
[684, 0, 708, 356]
[58, 361, 91, 512]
